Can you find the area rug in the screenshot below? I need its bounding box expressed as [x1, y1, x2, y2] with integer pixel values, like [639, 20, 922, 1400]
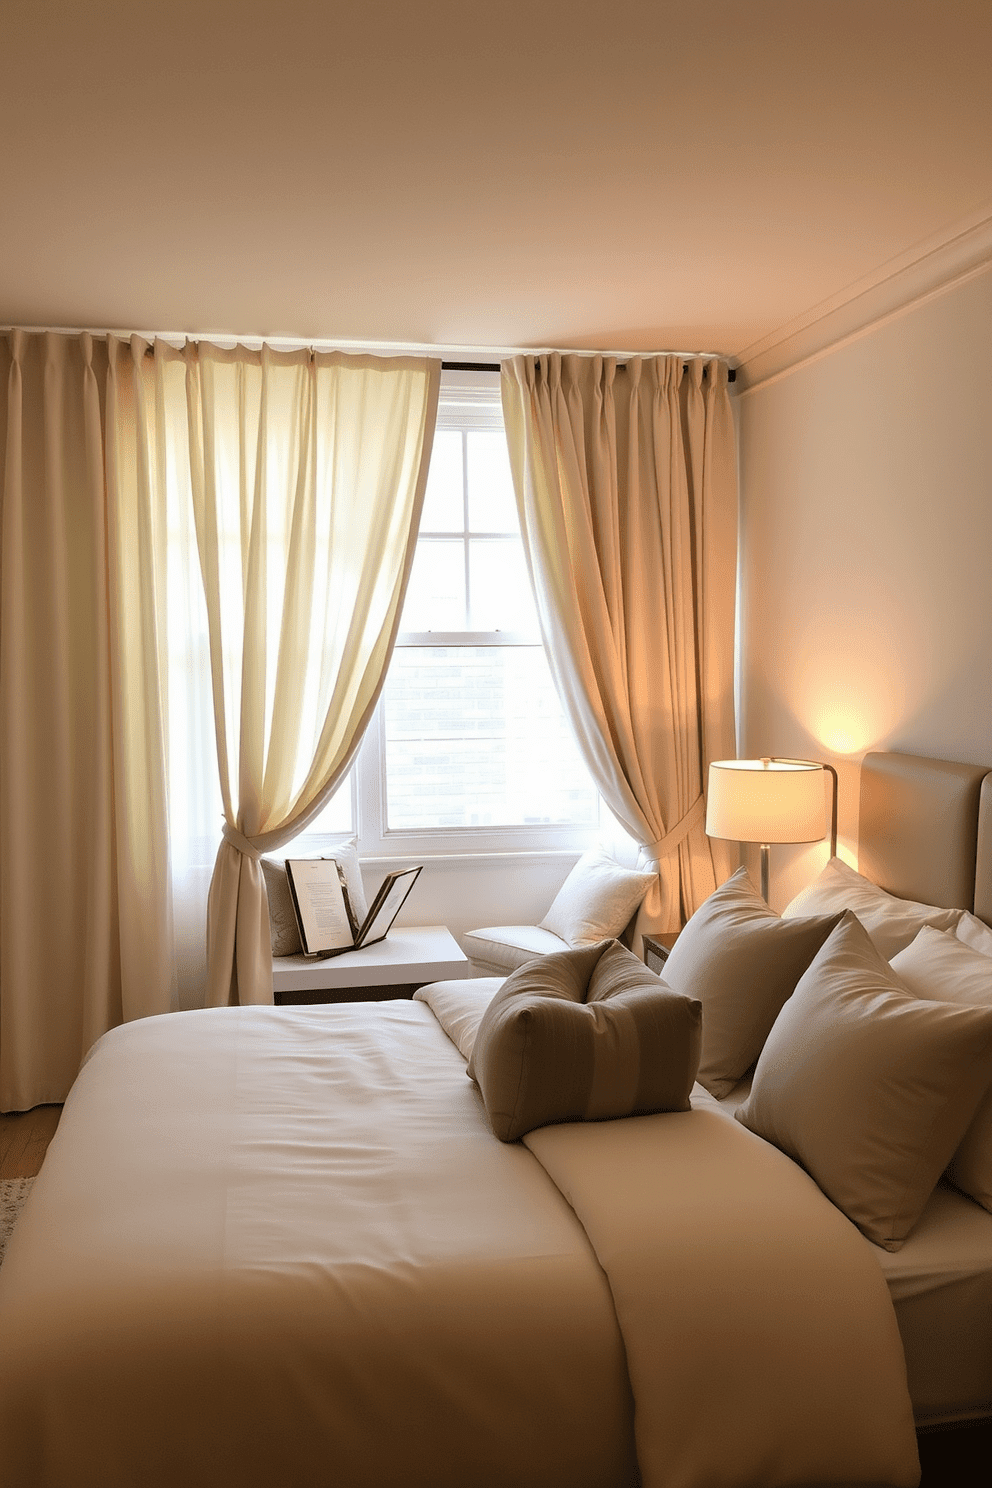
[0, 1176, 35, 1267]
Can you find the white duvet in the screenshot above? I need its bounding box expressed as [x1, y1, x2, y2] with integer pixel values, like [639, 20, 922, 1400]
[0, 988, 919, 1488]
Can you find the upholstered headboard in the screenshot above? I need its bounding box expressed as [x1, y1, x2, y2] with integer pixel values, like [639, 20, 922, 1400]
[976, 773, 992, 926]
[858, 751, 992, 924]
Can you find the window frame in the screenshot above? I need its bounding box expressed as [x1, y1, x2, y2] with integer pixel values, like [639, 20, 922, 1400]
[300, 368, 602, 862]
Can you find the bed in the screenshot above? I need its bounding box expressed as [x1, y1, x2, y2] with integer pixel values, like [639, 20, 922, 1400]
[1, 750, 991, 1488]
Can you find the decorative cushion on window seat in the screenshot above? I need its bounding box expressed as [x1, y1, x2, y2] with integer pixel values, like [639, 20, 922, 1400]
[463, 845, 656, 974]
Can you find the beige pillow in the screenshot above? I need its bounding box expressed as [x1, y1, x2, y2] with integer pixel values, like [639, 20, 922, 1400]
[467, 940, 701, 1143]
[262, 838, 368, 958]
[660, 867, 842, 1098]
[261, 857, 304, 956]
[956, 910, 992, 959]
[782, 856, 962, 959]
[737, 913, 992, 1250]
[539, 845, 655, 946]
[890, 925, 992, 1212]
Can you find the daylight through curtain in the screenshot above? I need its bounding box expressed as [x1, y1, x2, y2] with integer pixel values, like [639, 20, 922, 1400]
[0, 333, 440, 1106]
[500, 353, 738, 943]
[183, 346, 440, 1006]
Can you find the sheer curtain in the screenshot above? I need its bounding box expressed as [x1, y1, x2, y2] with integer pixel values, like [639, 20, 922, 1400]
[0, 332, 440, 1105]
[0, 332, 175, 1110]
[500, 353, 738, 944]
[180, 345, 440, 1006]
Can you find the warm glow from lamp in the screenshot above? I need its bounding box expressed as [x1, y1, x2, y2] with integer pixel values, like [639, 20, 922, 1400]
[706, 758, 829, 900]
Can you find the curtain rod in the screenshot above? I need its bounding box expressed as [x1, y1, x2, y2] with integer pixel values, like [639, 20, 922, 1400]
[50, 342, 732, 384]
[129, 350, 737, 382]
[130, 350, 731, 379]
[442, 358, 737, 382]
[4, 328, 735, 379]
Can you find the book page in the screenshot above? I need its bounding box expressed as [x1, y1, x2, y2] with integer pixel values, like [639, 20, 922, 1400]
[356, 866, 422, 947]
[285, 859, 355, 955]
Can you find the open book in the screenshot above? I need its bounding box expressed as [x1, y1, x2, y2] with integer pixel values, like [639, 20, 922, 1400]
[284, 858, 422, 959]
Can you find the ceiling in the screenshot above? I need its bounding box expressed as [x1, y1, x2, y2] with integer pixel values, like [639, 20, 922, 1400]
[3, 0, 992, 372]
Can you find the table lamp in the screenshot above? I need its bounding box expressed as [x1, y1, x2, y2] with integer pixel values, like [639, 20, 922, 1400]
[705, 757, 835, 901]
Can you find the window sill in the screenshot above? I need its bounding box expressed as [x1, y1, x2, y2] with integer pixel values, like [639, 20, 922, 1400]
[298, 838, 588, 870]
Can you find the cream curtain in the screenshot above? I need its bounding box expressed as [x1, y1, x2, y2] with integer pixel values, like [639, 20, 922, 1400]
[183, 346, 440, 1007]
[500, 353, 738, 943]
[0, 332, 175, 1110]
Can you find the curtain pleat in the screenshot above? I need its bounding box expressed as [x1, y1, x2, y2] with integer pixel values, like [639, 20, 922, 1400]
[105, 336, 176, 1026]
[183, 346, 440, 1006]
[0, 333, 442, 1097]
[0, 332, 174, 1110]
[500, 353, 738, 945]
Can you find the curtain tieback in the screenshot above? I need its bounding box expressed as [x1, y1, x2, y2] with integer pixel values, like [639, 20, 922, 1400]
[641, 795, 705, 864]
[221, 821, 263, 861]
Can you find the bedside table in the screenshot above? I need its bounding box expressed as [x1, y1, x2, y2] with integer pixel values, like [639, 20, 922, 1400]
[642, 931, 680, 976]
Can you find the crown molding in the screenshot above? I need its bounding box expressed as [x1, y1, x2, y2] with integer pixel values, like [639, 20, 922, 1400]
[735, 202, 992, 395]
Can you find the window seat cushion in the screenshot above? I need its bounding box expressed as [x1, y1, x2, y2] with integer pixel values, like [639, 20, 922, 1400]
[463, 925, 570, 973]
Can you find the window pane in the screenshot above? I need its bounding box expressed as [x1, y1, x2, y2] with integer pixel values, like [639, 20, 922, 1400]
[467, 431, 517, 531]
[401, 539, 466, 631]
[469, 538, 538, 633]
[420, 430, 464, 532]
[301, 776, 354, 834]
[383, 647, 600, 830]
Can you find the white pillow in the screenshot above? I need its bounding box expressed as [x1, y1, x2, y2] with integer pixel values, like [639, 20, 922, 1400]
[539, 845, 655, 946]
[262, 837, 368, 957]
[956, 910, 992, 959]
[782, 856, 962, 960]
[325, 837, 369, 926]
[737, 913, 992, 1250]
[890, 925, 992, 1213]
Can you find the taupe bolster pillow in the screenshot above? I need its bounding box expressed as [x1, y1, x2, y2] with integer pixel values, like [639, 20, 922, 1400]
[467, 939, 702, 1143]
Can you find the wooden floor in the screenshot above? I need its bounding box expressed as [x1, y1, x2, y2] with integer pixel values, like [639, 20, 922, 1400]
[0, 1099, 988, 1480]
[0, 1103, 62, 1178]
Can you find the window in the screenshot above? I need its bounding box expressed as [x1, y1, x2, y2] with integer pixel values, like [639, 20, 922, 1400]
[305, 369, 600, 856]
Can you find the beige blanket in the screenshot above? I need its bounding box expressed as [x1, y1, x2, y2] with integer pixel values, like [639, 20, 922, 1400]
[422, 980, 919, 1488]
[0, 1002, 634, 1488]
[527, 1108, 919, 1488]
[0, 987, 919, 1487]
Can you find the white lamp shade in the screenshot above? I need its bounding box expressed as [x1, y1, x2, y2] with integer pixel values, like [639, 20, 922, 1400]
[706, 759, 827, 845]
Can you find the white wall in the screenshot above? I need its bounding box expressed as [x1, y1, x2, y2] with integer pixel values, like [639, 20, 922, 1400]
[737, 263, 992, 909]
[365, 851, 580, 951]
